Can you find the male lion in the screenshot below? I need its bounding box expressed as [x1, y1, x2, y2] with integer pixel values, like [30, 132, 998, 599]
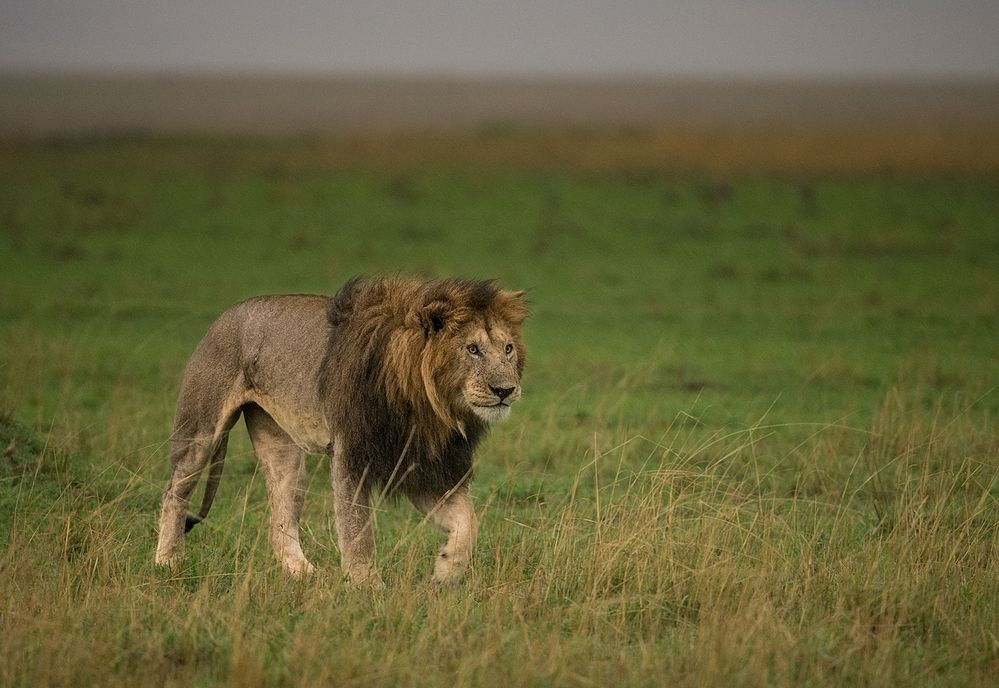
[155, 277, 527, 585]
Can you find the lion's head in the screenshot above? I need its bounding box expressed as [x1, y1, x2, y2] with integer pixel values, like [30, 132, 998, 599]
[328, 277, 528, 456]
[410, 279, 528, 432]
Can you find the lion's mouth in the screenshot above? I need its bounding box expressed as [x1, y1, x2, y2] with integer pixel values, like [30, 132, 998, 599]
[469, 400, 514, 423]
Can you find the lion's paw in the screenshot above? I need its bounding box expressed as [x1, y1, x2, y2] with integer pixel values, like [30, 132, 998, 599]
[154, 552, 184, 572]
[345, 566, 385, 589]
[284, 558, 316, 578]
[430, 565, 469, 587]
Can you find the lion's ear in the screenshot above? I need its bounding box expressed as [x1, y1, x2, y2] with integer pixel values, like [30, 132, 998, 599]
[496, 289, 529, 325]
[419, 299, 453, 337]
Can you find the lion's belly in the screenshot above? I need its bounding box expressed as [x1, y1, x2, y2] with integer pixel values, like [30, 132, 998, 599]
[248, 391, 332, 454]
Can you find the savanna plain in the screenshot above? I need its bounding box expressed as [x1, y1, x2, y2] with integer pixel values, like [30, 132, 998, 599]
[1, 132, 998, 687]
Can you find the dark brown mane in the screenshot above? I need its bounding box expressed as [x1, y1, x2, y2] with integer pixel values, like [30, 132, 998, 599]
[320, 276, 527, 496]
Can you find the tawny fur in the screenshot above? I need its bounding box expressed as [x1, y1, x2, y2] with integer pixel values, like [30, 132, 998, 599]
[155, 277, 527, 585]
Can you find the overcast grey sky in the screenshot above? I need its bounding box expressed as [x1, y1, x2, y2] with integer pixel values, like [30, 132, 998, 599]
[3, 1, 999, 78]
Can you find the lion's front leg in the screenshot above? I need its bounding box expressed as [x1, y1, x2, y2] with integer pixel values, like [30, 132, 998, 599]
[330, 442, 384, 588]
[410, 487, 478, 585]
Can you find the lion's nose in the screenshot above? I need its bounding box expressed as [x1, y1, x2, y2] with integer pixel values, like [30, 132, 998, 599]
[490, 385, 516, 402]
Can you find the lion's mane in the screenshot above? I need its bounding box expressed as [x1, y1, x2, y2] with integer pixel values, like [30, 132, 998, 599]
[320, 277, 527, 496]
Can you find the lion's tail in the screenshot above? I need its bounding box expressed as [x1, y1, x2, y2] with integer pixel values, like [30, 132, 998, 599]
[184, 439, 228, 533]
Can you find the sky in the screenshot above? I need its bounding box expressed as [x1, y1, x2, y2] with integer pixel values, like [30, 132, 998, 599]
[3, 1, 999, 78]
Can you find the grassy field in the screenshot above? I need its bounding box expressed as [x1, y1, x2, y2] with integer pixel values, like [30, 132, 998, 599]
[1, 135, 998, 686]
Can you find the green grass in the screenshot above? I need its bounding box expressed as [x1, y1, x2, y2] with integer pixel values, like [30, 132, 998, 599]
[1, 137, 998, 686]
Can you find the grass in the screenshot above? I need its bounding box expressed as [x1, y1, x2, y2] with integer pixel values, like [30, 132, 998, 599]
[1, 134, 998, 686]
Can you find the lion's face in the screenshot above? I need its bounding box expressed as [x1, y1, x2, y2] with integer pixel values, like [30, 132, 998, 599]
[455, 318, 523, 423]
[410, 282, 528, 432]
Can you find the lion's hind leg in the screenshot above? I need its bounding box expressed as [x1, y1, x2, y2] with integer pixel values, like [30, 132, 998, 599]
[244, 404, 314, 576]
[155, 409, 239, 570]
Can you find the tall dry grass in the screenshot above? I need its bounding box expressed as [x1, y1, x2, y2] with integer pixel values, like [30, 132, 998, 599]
[2, 387, 996, 687]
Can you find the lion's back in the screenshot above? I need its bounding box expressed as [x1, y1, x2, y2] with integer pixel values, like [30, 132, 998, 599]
[179, 294, 333, 412]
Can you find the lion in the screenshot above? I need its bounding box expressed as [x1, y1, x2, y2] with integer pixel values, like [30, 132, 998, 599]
[155, 277, 527, 586]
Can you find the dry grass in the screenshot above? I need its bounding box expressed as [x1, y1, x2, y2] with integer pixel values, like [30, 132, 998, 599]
[2, 390, 996, 687]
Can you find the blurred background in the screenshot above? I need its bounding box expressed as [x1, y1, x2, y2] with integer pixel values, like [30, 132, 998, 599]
[2, 0, 998, 430]
[3, 0, 999, 166]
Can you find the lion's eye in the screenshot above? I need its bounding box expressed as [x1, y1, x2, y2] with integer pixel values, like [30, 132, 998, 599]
[467, 344, 480, 356]
[505, 343, 514, 355]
